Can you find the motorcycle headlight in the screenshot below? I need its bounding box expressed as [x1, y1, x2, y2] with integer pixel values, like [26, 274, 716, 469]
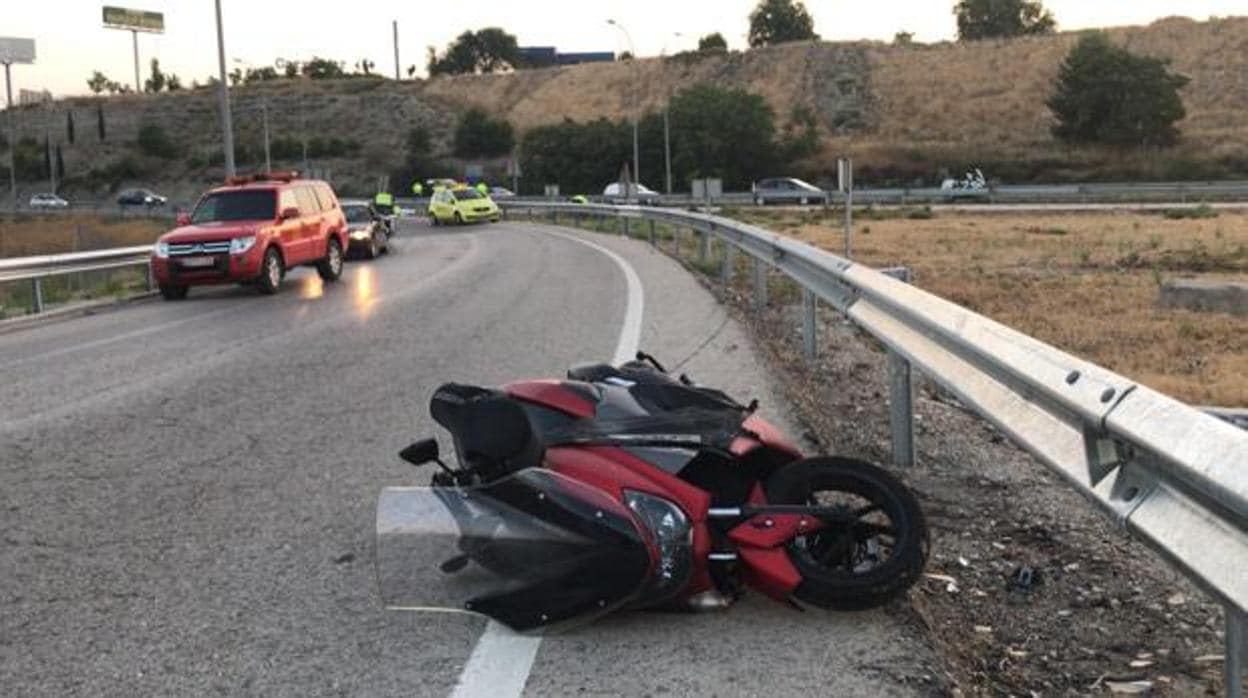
[229, 236, 256, 254]
[154, 241, 169, 258]
[624, 490, 693, 604]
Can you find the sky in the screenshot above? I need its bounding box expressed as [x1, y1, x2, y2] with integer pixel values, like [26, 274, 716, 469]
[3, 1, 1246, 97]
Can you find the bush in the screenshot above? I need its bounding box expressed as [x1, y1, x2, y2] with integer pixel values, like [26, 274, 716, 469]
[1163, 205, 1217, 220]
[453, 109, 514, 159]
[1048, 33, 1188, 148]
[136, 123, 179, 159]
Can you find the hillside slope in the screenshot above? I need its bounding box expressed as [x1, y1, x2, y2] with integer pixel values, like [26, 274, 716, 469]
[5, 15, 1246, 198]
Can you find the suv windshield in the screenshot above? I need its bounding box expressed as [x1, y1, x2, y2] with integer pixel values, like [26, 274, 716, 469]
[343, 205, 372, 223]
[455, 189, 483, 201]
[191, 190, 277, 224]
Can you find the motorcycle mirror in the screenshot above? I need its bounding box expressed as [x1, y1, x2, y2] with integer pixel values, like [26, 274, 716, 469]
[399, 438, 440, 467]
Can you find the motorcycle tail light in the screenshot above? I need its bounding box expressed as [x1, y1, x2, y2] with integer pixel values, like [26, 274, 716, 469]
[623, 490, 693, 604]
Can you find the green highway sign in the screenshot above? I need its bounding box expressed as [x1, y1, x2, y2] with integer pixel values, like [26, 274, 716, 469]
[102, 6, 165, 33]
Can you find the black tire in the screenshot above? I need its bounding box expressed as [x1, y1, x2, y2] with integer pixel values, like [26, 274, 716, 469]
[430, 215, 439, 227]
[256, 247, 284, 295]
[317, 238, 344, 282]
[765, 457, 928, 611]
[799, 196, 809, 206]
[453, 211, 464, 225]
[159, 283, 188, 301]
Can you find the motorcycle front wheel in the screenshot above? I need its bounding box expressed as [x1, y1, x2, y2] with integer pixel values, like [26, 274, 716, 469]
[765, 457, 928, 611]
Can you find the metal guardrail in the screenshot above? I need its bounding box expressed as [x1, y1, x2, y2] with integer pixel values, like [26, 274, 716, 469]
[0, 245, 153, 313]
[502, 201, 1247, 696]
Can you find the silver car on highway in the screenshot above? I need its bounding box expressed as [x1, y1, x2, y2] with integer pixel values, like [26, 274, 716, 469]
[752, 177, 828, 206]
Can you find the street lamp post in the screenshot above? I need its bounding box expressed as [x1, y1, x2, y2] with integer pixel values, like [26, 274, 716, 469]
[214, 0, 236, 177]
[607, 19, 639, 204]
[661, 32, 682, 195]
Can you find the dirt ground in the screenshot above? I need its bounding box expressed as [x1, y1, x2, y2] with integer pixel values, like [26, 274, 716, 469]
[727, 206, 1248, 407]
[691, 264, 1234, 697]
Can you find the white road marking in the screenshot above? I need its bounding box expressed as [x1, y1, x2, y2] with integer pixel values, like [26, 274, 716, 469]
[447, 226, 645, 698]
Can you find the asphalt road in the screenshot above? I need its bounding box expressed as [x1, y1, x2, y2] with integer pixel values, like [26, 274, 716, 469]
[0, 218, 938, 696]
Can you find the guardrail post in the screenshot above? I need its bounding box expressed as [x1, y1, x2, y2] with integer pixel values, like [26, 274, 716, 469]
[802, 290, 817, 360]
[887, 350, 915, 467]
[753, 258, 768, 310]
[622, 216, 630, 237]
[30, 278, 45, 313]
[721, 242, 735, 284]
[648, 219, 656, 246]
[699, 230, 711, 264]
[1229, 606, 1246, 698]
[145, 262, 155, 292]
[672, 225, 681, 258]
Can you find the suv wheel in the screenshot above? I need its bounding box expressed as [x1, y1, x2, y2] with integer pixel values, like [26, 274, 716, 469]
[317, 238, 344, 282]
[453, 211, 465, 225]
[257, 247, 284, 295]
[159, 284, 188, 301]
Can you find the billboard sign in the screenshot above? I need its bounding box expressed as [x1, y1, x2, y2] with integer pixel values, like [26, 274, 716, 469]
[102, 6, 165, 33]
[0, 37, 36, 64]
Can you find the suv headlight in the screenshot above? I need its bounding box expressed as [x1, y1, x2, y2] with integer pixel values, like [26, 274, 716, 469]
[229, 236, 256, 254]
[624, 490, 693, 604]
[154, 241, 169, 258]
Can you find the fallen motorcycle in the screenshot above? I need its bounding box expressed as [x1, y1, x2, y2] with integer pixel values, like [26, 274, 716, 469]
[377, 353, 928, 632]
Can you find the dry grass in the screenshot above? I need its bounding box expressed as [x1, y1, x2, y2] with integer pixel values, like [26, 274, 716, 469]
[0, 214, 167, 257]
[730, 207, 1248, 406]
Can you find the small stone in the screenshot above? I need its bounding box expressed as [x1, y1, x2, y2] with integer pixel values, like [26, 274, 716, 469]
[973, 625, 993, 634]
[1166, 592, 1186, 606]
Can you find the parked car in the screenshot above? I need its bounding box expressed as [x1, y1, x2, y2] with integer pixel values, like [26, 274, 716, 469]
[29, 193, 69, 209]
[428, 186, 500, 225]
[751, 178, 828, 206]
[603, 182, 661, 205]
[150, 172, 348, 300]
[489, 186, 516, 199]
[117, 188, 168, 207]
[341, 199, 390, 260]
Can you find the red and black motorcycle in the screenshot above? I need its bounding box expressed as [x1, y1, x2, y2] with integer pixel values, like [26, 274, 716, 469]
[377, 353, 928, 631]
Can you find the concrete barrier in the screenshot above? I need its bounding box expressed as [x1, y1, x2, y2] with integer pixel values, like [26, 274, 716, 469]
[1159, 279, 1248, 317]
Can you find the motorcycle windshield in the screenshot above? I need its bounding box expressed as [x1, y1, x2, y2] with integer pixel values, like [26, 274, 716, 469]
[377, 468, 653, 633]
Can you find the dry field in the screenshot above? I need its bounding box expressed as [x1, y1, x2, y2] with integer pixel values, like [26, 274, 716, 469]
[729, 207, 1248, 407]
[0, 214, 167, 258]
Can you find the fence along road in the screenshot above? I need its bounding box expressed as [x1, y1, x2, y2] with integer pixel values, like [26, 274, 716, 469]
[502, 200, 1248, 696]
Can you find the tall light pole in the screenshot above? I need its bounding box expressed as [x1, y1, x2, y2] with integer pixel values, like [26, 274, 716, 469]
[660, 32, 682, 195]
[392, 20, 400, 80]
[214, 0, 236, 177]
[4, 61, 17, 212]
[607, 19, 639, 203]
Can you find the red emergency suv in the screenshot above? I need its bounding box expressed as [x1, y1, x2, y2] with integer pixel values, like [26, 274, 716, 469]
[151, 173, 349, 300]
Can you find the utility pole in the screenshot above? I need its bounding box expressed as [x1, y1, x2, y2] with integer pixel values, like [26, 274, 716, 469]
[663, 105, 671, 195]
[607, 20, 640, 203]
[131, 30, 140, 92]
[4, 62, 15, 212]
[214, 0, 235, 177]
[392, 20, 400, 80]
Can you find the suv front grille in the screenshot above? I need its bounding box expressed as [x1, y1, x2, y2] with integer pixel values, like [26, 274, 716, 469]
[169, 241, 232, 256]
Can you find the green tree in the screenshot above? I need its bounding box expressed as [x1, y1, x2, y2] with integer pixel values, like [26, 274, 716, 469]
[389, 125, 451, 192]
[87, 71, 111, 94]
[698, 33, 728, 52]
[301, 57, 345, 79]
[244, 66, 279, 84]
[1047, 33, 1188, 147]
[144, 58, 167, 93]
[454, 109, 515, 158]
[166, 74, 182, 91]
[428, 28, 519, 76]
[519, 118, 631, 194]
[954, 0, 1055, 41]
[668, 84, 777, 189]
[894, 31, 914, 46]
[748, 0, 819, 48]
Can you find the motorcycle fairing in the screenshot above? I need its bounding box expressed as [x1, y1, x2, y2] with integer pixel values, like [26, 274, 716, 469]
[377, 468, 652, 632]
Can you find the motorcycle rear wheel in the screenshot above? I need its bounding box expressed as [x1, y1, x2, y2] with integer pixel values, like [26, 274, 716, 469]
[765, 457, 928, 610]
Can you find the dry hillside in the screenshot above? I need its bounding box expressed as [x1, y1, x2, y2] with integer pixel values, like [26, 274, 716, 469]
[5, 15, 1247, 198]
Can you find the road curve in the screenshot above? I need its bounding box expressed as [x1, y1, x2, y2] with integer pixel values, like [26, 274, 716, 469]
[0, 219, 938, 696]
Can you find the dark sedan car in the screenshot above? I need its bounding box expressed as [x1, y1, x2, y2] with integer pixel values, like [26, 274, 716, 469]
[341, 199, 390, 259]
[117, 188, 168, 207]
[751, 177, 828, 206]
